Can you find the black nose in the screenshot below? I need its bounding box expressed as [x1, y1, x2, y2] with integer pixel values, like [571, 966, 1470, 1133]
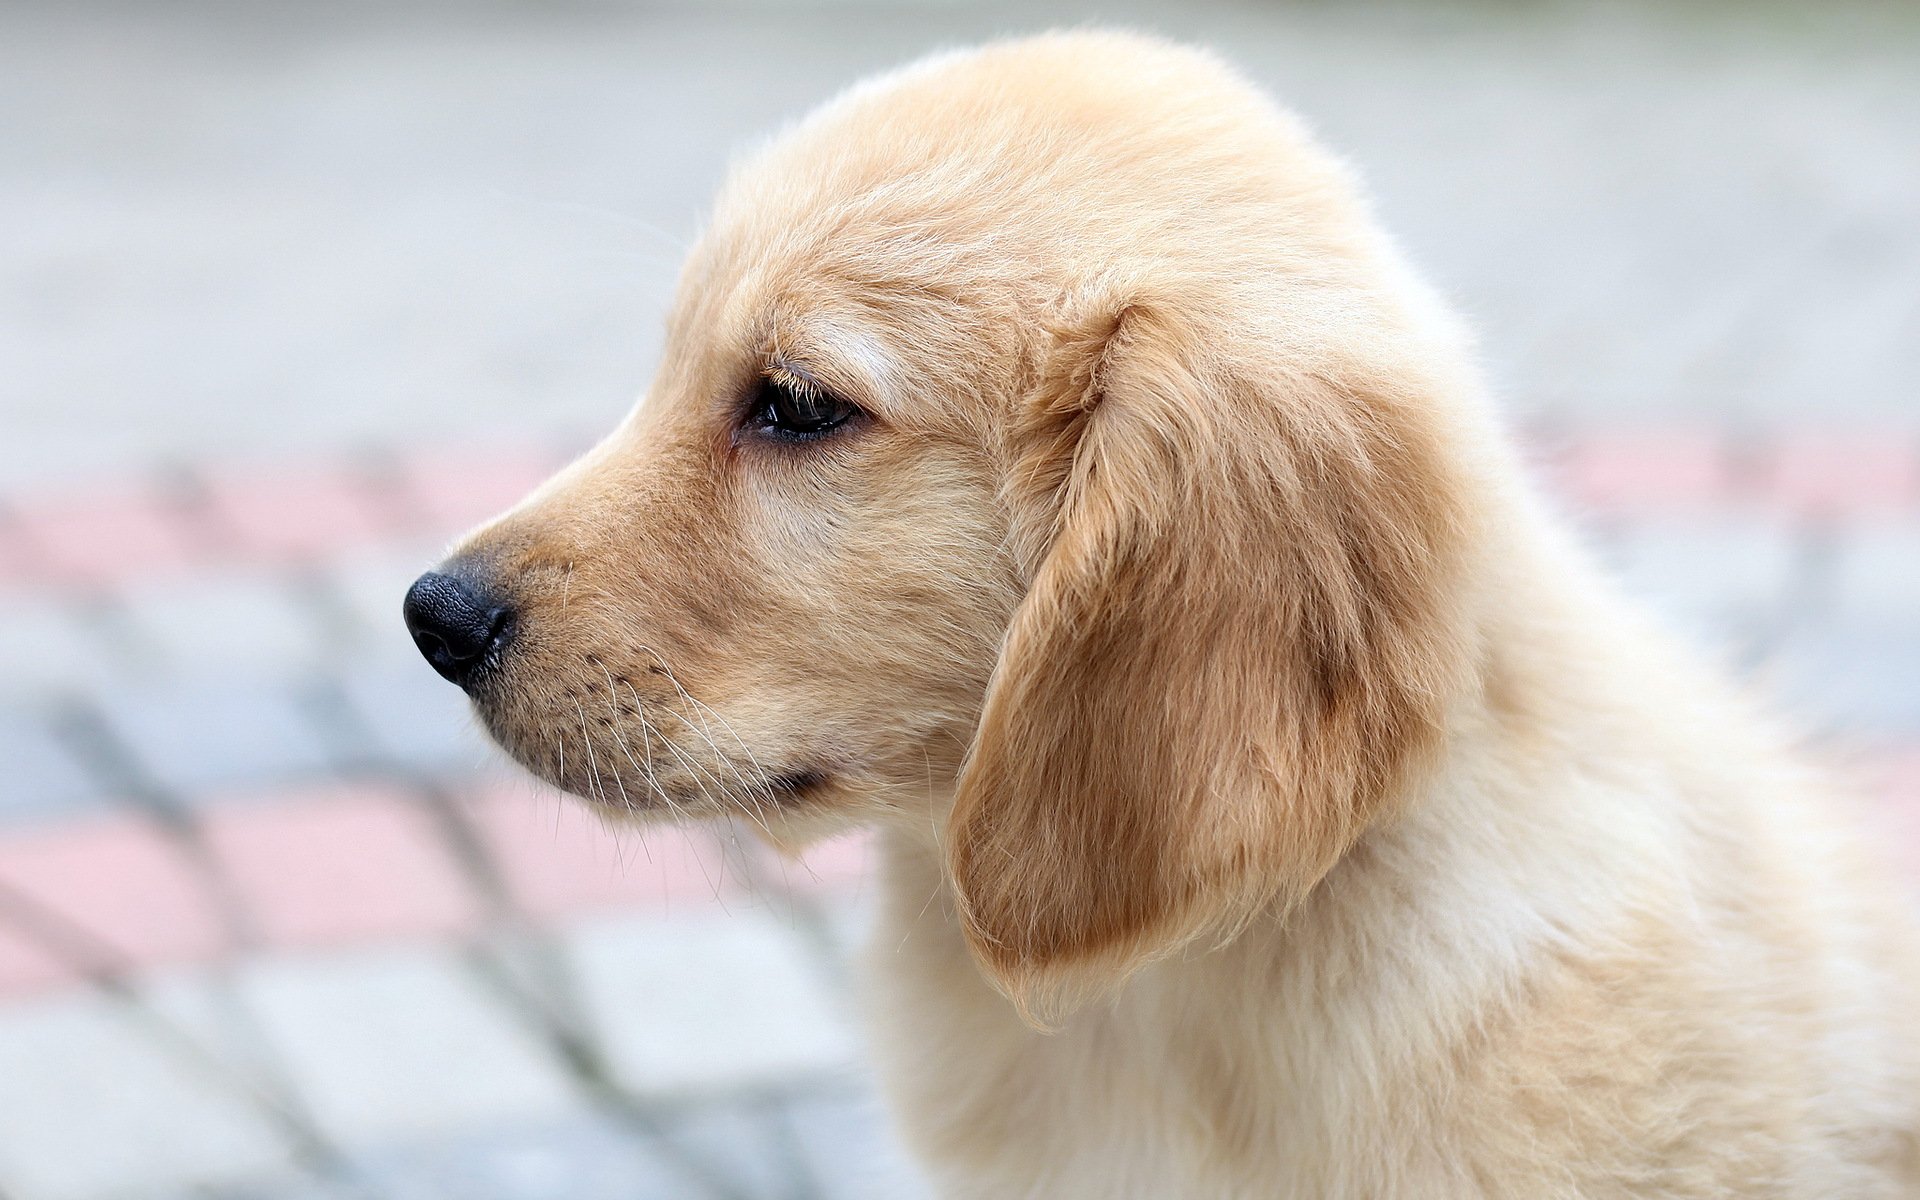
[403, 571, 515, 687]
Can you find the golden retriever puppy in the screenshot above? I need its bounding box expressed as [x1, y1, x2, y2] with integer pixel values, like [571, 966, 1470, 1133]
[403, 31, 1920, 1197]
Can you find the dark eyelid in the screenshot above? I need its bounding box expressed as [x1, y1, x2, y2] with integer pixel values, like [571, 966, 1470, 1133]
[736, 357, 863, 449]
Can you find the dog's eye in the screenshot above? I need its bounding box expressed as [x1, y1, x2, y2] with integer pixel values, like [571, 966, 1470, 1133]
[747, 374, 860, 442]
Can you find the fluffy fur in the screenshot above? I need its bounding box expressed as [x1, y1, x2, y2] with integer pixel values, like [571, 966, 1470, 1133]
[440, 32, 1920, 1196]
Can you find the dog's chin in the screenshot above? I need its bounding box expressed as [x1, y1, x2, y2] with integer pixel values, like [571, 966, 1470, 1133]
[461, 680, 871, 845]
[485, 725, 842, 832]
[570, 771, 860, 856]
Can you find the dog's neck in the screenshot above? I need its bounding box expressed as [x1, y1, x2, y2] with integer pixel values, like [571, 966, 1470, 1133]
[873, 499, 1667, 1007]
[860, 521, 1714, 1189]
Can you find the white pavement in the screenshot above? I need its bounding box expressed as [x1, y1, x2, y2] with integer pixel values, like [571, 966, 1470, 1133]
[1, 4, 1916, 1199]
[4, 0, 1919, 489]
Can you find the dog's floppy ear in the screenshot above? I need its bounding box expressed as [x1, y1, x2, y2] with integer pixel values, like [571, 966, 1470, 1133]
[948, 294, 1476, 1023]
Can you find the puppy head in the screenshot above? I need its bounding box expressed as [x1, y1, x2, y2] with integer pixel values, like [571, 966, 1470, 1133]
[414, 32, 1483, 1018]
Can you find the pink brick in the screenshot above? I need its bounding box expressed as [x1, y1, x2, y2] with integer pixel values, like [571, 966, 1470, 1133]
[0, 514, 47, 593]
[1873, 744, 1920, 791]
[1876, 748, 1920, 812]
[11, 485, 206, 587]
[1759, 432, 1918, 516]
[404, 445, 567, 540]
[0, 814, 226, 997]
[1547, 429, 1733, 514]
[1864, 747, 1920, 882]
[0, 922, 67, 996]
[201, 782, 480, 951]
[198, 463, 401, 564]
[466, 779, 730, 918]
[788, 831, 878, 894]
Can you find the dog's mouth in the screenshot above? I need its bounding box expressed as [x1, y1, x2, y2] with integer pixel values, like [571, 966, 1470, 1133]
[471, 680, 831, 821]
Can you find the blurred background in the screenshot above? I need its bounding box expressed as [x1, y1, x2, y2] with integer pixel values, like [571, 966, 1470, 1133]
[1, 0, 1917, 1196]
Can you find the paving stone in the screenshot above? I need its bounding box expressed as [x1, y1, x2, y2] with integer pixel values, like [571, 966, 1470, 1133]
[813, 893, 877, 966]
[1761, 432, 1919, 516]
[7, 0, 1920, 498]
[127, 570, 327, 679]
[0, 990, 289, 1198]
[197, 463, 401, 567]
[1762, 627, 1920, 738]
[403, 445, 569, 543]
[787, 832, 878, 899]
[200, 782, 481, 952]
[10, 484, 209, 588]
[151, 1113, 729, 1200]
[0, 510, 48, 593]
[665, 1097, 817, 1200]
[329, 543, 445, 657]
[135, 966, 336, 1180]
[568, 908, 858, 1096]
[1829, 523, 1920, 627]
[4, 3, 1920, 1196]
[0, 811, 226, 995]
[91, 679, 339, 797]
[1545, 429, 1733, 514]
[1871, 748, 1920, 880]
[0, 703, 109, 824]
[0, 919, 64, 1008]
[341, 1115, 698, 1200]
[192, 1102, 898, 1200]
[460, 926, 592, 1051]
[237, 944, 583, 1149]
[336, 661, 489, 775]
[782, 1085, 931, 1200]
[468, 782, 732, 920]
[1602, 518, 1800, 651]
[0, 596, 128, 699]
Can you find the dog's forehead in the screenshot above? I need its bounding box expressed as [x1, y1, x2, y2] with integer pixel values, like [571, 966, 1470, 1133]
[655, 31, 1364, 417]
[699, 38, 1264, 269]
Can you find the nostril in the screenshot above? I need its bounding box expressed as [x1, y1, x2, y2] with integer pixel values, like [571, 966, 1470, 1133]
[477, 606, 514, 660]
[403, 570, 516, 687]
[409, 624, 449, 657]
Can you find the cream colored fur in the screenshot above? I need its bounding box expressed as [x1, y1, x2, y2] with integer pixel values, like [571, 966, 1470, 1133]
[445, 32, 1920, 1197]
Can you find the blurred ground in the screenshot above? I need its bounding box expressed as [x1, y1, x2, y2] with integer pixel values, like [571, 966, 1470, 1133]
[0, 1, 1917, 1197]
[7, 0, 1920, 486]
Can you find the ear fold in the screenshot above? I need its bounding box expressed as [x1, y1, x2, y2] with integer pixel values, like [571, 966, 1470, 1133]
[947, 300, 1475, 1023]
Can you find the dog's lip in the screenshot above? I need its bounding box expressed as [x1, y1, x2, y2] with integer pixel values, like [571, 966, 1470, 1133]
[531, 761, 829, 814]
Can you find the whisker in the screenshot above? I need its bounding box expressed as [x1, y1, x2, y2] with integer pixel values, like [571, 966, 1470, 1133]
[636, 691, 739, 821]
[572, 699, 608, 808]
[621, 686, 695, 821]
[598, 717, 641, 817]
[684, 692, 785, 811]
[592, 671, 659, 864]
[625, 696, 730, 897]
[634, 648, 812, 911]
[632, 652, 773, 827]
[638, 646, 782, 822]
[656, 705, 778, 834]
